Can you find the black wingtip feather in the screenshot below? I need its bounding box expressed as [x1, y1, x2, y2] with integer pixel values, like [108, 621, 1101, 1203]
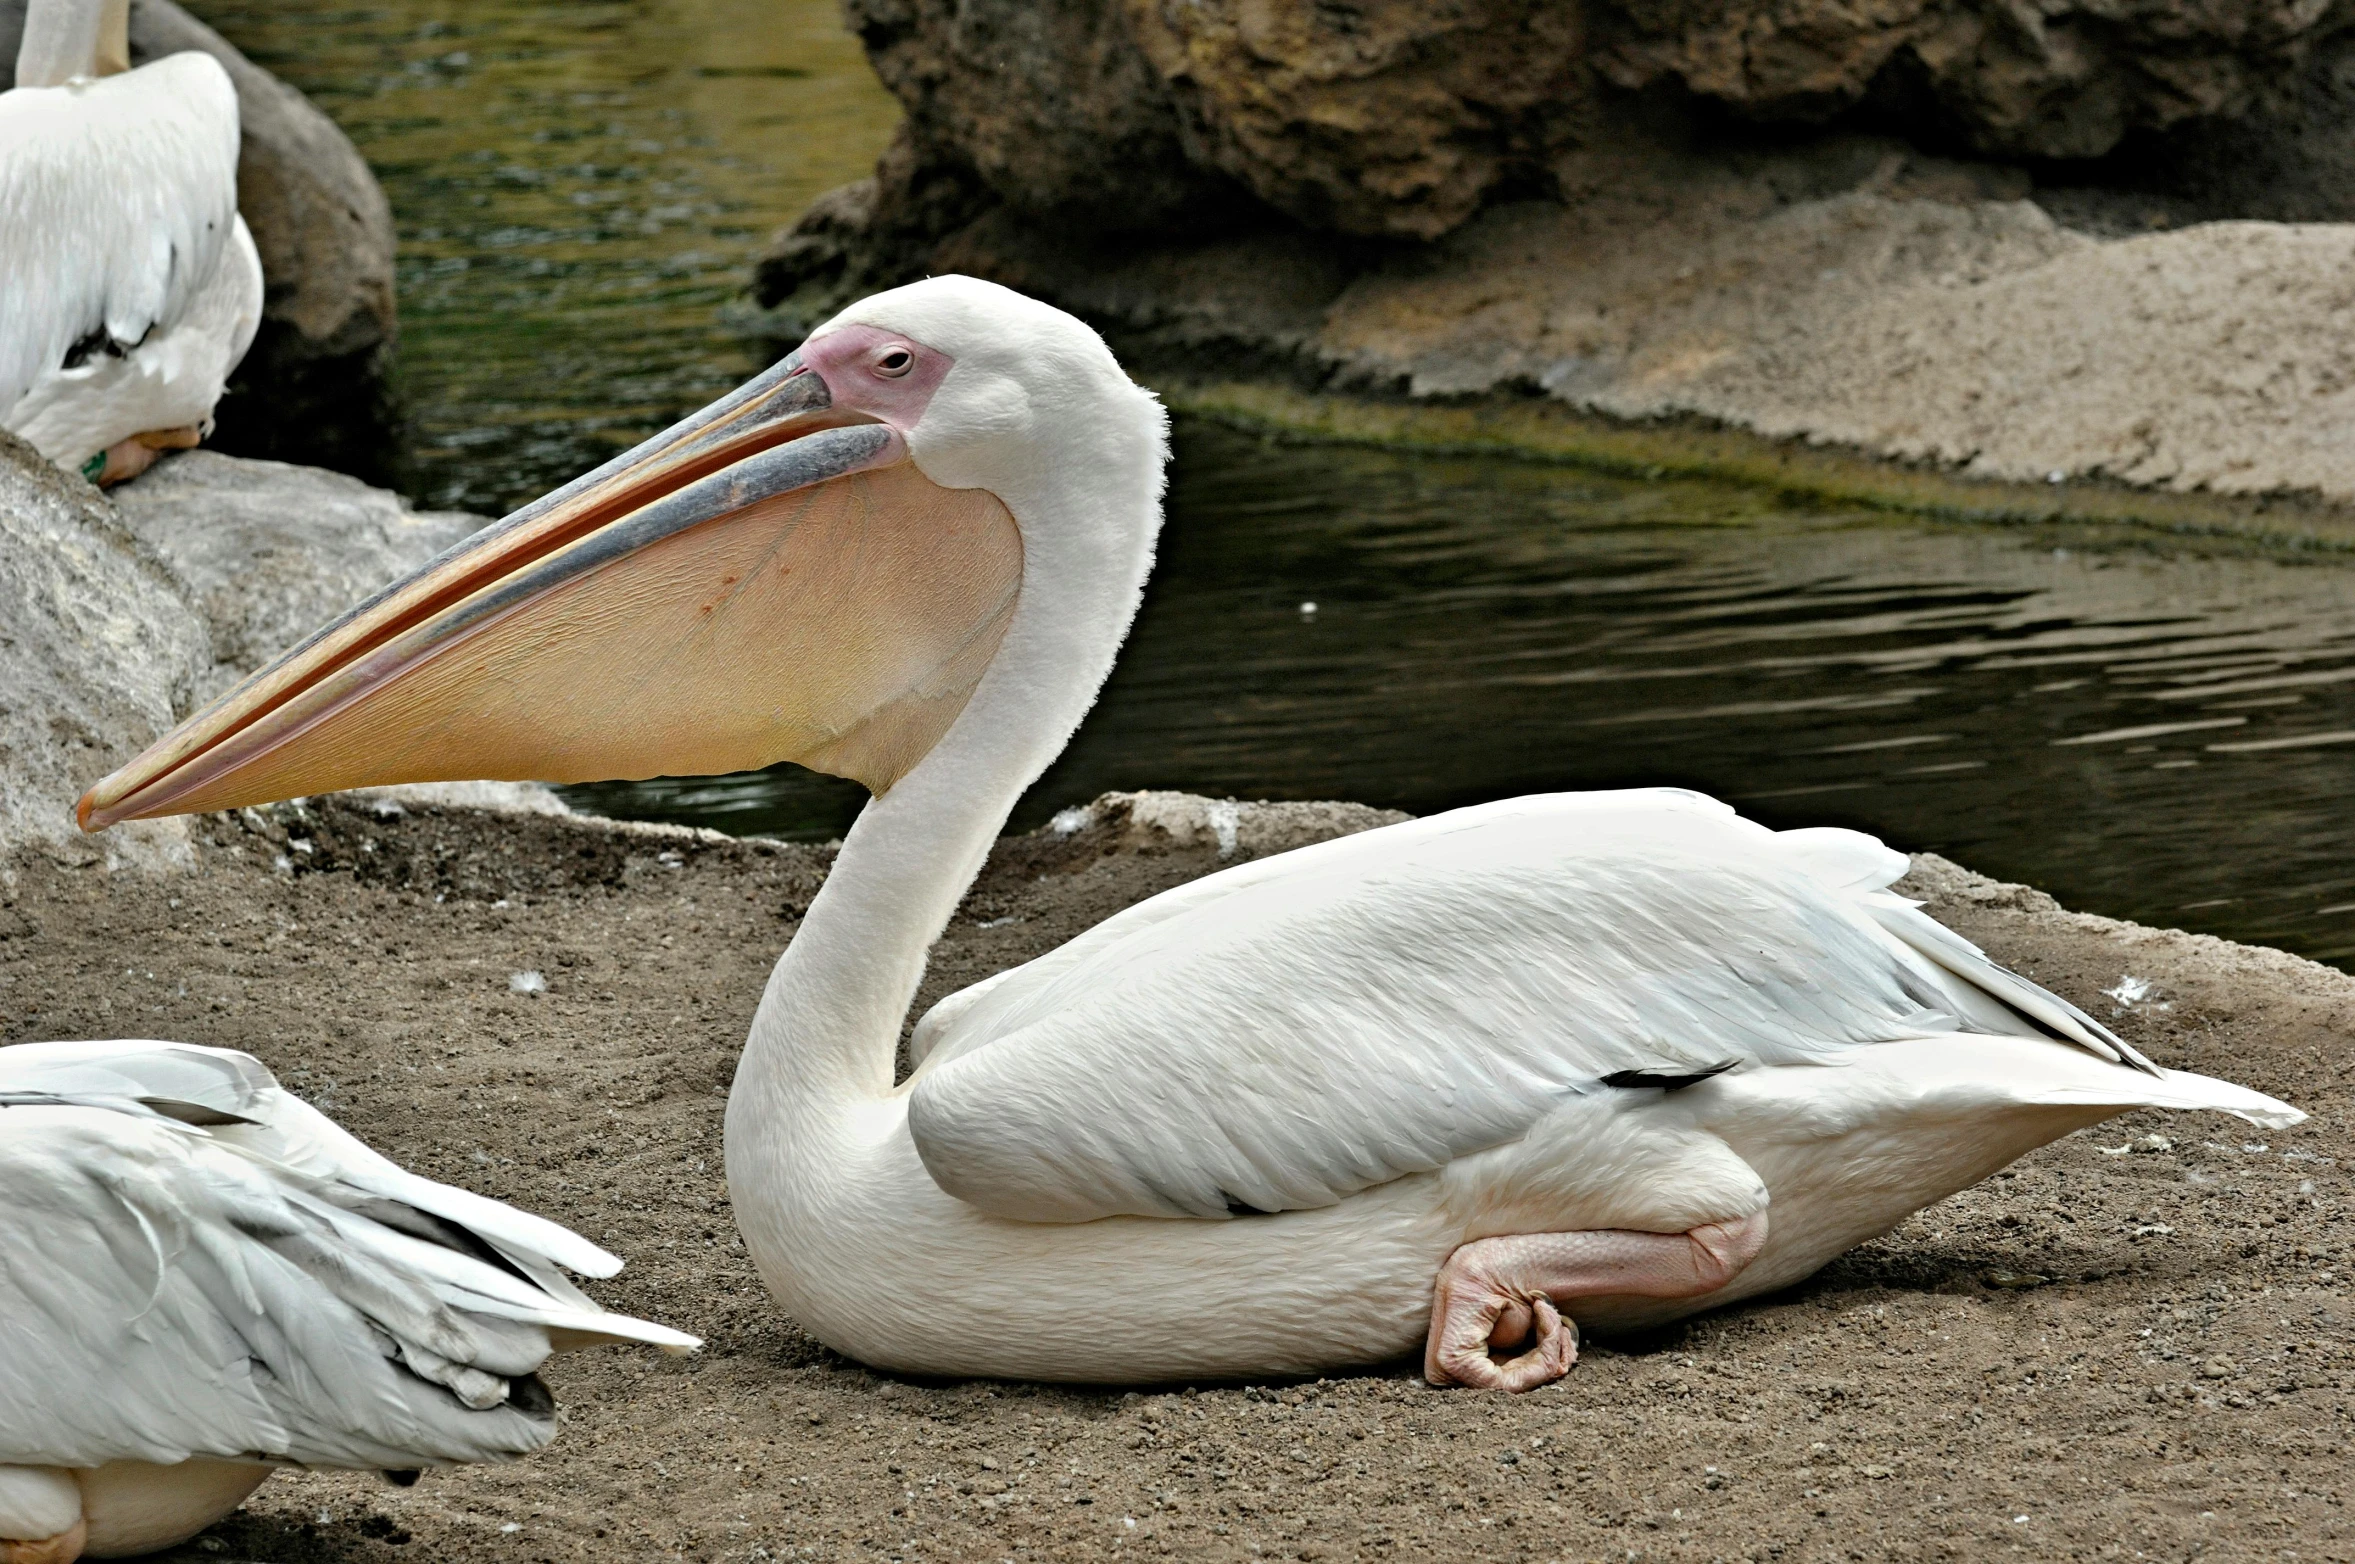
[1600, 1059, 1741, 1092]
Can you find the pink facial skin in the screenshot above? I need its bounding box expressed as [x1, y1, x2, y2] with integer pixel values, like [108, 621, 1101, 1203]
[799, 323, 955, 434]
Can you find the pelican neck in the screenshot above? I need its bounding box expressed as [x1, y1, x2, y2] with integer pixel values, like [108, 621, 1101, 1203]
[728, 453, 1158, 1115]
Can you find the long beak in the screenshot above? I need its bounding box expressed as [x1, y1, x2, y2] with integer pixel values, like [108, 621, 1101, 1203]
[78, 356, 1023, 830]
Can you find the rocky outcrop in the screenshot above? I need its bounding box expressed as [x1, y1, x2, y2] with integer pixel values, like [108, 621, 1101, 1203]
[847, 0, 1226, 230]
[0, 0, 399, 480]
[109, 453, 480, 701]
[0, 431, 209, 868]
[1128, 0, 1589, 239]
[758, 0, 2355, 504]
[1587, 0, 2348, 161]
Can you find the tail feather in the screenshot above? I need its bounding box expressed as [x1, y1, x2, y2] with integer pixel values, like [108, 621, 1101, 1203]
[1860, 892, 2160, 1076]
[2025, 1065, 2304, 1131]
[1766, 829, 2160, 1075]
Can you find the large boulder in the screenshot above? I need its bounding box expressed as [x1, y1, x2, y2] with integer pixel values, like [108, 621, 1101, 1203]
[1126, 0, 1590, 240]
[846, 0, 1226, 230]
[1586, 0, 2345, 162]
[0, 431, 209, 868]
[0, 0, 398, 480]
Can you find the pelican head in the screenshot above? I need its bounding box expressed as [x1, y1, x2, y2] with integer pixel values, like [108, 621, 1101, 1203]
[77, 276, 1167, 831]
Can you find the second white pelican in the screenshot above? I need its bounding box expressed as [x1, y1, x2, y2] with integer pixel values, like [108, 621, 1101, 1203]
[2, 0, 262, 485]
[0, 1040, 696, 1562]
[80, 277, 2299, 1395]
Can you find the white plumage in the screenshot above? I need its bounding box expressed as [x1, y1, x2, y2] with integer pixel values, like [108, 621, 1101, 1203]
[2, 3, 261, 481]
[0, 1040, 694, 1557]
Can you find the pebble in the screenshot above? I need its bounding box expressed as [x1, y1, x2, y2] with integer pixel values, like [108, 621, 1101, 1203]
[1984, 1271, 2050, 1289]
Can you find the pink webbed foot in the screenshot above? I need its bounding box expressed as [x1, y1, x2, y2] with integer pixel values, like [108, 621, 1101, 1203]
[1424, 1211, 1770, 1391]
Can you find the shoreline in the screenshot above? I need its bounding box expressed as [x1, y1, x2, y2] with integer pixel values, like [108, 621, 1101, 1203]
[1154, 376, 2355, 554]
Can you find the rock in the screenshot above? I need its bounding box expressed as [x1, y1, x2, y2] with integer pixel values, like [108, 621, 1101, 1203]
[847, 0, 1225, 229]
[0, 0, 399, 480]
[1045, 790, 1409, 862]
[108, 452, 480, 700]
[0, 442, 566, 869]
[103, 453, 571, 825]
[757, 2, 2355, 507]
[1125, 0, 1588, 239]
[1587, 0, 2339, 163]
[0, 431, 209, 869]
[773, 0, 2355, 258]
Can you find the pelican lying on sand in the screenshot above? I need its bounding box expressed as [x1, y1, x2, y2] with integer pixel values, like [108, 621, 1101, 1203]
[0, 1041, 695, 1562]
[1, 0, 262, 484]
[81, 277, 2298, 1398]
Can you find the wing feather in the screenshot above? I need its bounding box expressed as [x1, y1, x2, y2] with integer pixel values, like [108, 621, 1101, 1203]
[0, 1041, 694, 1471]
[906, 790, 2140, 1223]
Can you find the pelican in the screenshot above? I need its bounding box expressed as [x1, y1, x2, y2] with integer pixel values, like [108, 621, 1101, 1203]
[79, 276, 2299, 1398]
[0, 1039, 696, 1562]
[2, 0, 262, 485]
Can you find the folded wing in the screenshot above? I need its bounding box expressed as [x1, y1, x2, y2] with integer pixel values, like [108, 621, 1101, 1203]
[906, 790, 2144, 1224]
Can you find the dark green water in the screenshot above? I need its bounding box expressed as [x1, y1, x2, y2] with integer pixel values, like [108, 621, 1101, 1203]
[197, 0, 898, 515]
[204, 1, 2355, 966]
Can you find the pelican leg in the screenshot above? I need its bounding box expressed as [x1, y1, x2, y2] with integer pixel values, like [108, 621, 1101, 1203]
[1424, 1211, 1770, 1391]
[89, 425, 202, 487]
[0, 1467, 84, 1564]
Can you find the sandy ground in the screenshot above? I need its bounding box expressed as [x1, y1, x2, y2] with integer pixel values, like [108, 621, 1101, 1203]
[1, 794, 2348, 1564]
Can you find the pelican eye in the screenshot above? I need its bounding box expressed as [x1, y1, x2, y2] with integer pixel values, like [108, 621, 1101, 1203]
[874, 346, 915, 378]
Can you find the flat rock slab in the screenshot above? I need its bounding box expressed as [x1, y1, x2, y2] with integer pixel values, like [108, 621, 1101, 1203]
[5, 792, 2344, 1562]
[943, 150, 2355, 502]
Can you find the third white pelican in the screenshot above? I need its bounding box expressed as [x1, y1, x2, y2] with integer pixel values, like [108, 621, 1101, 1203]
[2, 0, 262, 485]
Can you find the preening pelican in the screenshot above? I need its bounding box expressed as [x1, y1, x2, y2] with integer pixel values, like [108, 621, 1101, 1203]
[0, 1040, 696, 1561]
[80, 276, 2300, 1397]
[1, 0, 262, 485]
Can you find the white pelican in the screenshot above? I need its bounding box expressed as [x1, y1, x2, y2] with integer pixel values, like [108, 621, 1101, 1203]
[78, 276, 2299, 1397]
[0, 1039, 696, 1561]
[2, 0, 262, 485]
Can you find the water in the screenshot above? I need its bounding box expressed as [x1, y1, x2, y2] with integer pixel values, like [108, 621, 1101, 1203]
[197, 0, 899, 515]
[205, 2, 2355, 965]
